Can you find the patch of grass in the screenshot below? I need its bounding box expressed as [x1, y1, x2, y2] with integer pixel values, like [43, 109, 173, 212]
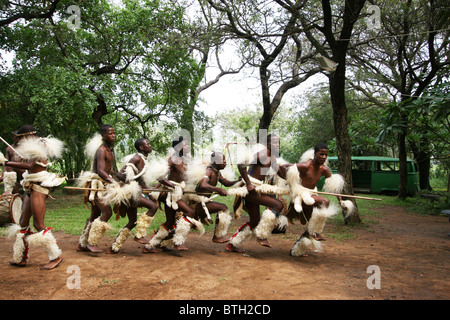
[101, 278, 119, 286]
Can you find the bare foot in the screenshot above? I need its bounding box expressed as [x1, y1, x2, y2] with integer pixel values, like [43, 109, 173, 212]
[134, 236, 149, 244]
[142, 246, 164, 253]
[289, 251, 309, 257]
[175, 244, 188, 251]
[76, 244, 89, 252]
[41, 256, 63, 270]
[9, 260, 27, 267]
[312, 233, 326, 241]
[225, 243, 245, 253]
[86, 244, 103, 253]
[212, 236, 230, 243]
[106, 247, 125, 254]
[257, 238, 272, 248]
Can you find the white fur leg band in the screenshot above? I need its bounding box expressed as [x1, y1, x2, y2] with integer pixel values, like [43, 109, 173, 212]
[229, 223, 252, 248]
[290, 233, 322, 256]
[184, 216, 205, 236]
[307, 203, 338, 236]
[88, 218, 111, 246]
[7, 224, 23, 239]
[254, 209, 277, 240]
[79, 221, 92, 248]
[8, 225, 31, 263]
[145, 225, 169, 249]
[27, 228, 62, 261]
[111, 227, 132, 253]
[290, 235, 311, 257]
[3, 171, 17, 194]
[11, 231, 28, 263]
[273, 213, 288, 233]
[172, 217, 191, 246]
[214, 210, 232, 239]
[135, 214, 154, 239]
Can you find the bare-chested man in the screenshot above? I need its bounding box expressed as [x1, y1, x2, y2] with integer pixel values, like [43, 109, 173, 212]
[1, 125, 65, 269]
[194, 152, 240, 243]
[107, 138, 159, 253]
[286, 143, 331, 236]
[285, 143, 343, 257]
[143, 136, 196, 253]
[226, 134, 287, 253]
[77, 124, 118, 253]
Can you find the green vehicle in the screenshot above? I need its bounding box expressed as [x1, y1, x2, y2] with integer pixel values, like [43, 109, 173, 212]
[318, 156, 420, 196]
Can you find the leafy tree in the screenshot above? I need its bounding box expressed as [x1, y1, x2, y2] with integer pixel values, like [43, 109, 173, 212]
[205, 0, 321, 134]
[349, 0, 450, 197]
[0, 0, 203, 176]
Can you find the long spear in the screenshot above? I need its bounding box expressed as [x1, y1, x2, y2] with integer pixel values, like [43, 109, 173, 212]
[63, 186, 214, 196]
[313, 190, 382, 201]
[63, 186, 381, 200]
[0, 135, 25, 158]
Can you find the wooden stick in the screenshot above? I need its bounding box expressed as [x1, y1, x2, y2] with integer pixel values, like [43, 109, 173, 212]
[0, 135, 25, 158]
[64, 187, 381, 200]
[63, 186, 214, 196]
[314, 190, 382, 201]
[142, 188, 213, 196]
[64, 186, 104, 192]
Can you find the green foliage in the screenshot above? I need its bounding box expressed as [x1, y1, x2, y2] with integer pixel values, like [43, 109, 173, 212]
[0, 0, 209, 176]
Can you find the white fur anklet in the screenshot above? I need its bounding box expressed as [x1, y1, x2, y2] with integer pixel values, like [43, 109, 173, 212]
[307, 203, 338, 236]
[88, 218, 111, 246]
[11, 232, 28, 263]
[27, 228, 62, 261]
[214, 210, 232, 239]
[3, 171, 17, 194]
[290, 233, 322, 256]
[254, 209, 277, 240]
[79, 221, 92, 248]
[111, 227, 132, 253]
[135, 214, 154, 239]
[172, 217, 191, 246]
[229, 223, 252, 248]
[145, 225, 169, 249]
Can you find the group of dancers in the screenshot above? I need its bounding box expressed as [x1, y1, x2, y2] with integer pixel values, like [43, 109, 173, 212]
[0, 124, 354, 270]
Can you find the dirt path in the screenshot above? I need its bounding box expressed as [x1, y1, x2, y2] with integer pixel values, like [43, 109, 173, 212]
[0, 205, 449, 301]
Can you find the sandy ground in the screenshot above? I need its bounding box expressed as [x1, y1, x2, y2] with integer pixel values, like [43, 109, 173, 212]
[0, 204, 449, 303]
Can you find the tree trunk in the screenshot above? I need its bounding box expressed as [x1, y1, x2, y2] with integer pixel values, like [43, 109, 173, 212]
[92, 94, 108, 127]
[324, 0, 366, 224]
[410, 138, 432, 191]
[398, 112, 408, 200]
[180, 99, 195, 156]
[447, 171, 450, 192]
[329, 67, 362, 224]
[258, 66, 274, 132]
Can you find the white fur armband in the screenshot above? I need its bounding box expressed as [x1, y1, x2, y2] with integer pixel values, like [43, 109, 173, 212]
[323, 174, 345, 194]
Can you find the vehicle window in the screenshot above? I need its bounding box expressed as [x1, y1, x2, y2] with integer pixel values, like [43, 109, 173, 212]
[352, 160, 372, 170]
[376, 161, 398, 172]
